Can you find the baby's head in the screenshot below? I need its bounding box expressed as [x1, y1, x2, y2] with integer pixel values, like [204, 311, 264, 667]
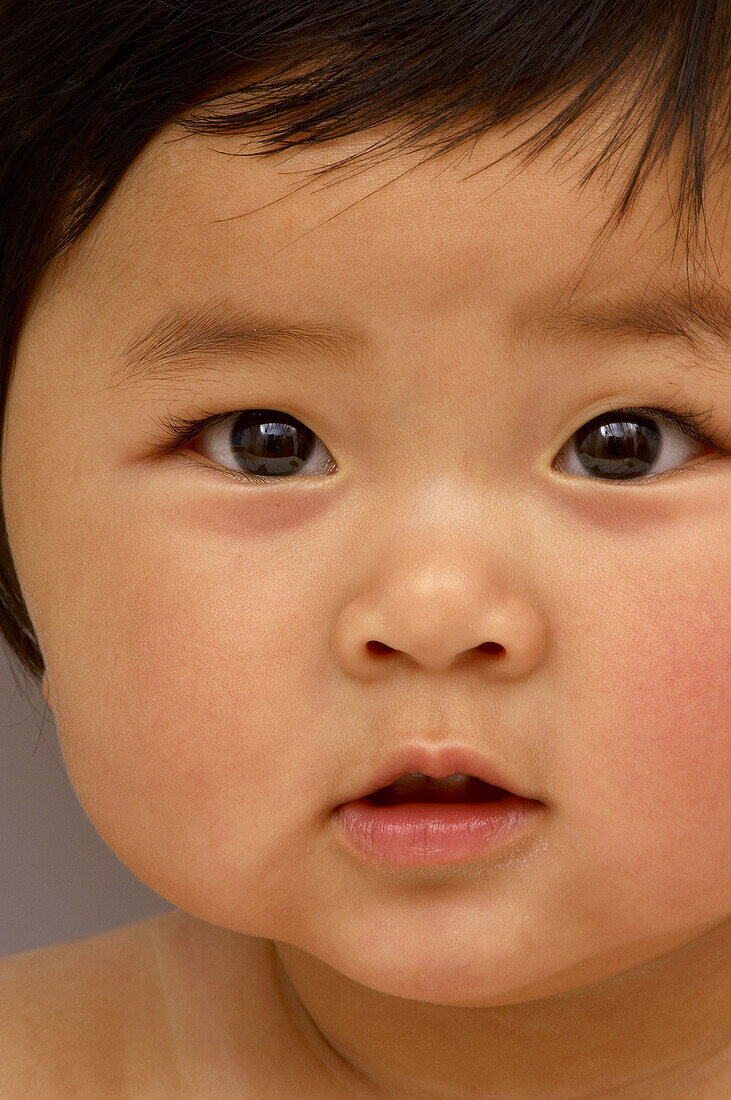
[0, 0, 728, 1011]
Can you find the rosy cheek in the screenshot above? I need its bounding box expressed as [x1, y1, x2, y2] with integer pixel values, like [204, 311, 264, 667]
[619, 591, 728, 794]
[598, 587, 731, 910]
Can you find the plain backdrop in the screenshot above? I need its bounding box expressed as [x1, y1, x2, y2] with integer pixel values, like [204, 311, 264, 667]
[0, 642, 171, 959]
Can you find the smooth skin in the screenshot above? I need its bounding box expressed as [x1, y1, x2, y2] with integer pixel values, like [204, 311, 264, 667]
[2, 93, 730, 1097]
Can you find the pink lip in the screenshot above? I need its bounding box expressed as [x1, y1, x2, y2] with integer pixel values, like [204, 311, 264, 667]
[332, 743, 542, 868]
[340, 743, 529, 804]
[333, 796, 541, 867]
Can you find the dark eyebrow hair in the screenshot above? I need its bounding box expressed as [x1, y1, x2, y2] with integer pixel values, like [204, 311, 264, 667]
[104, 279, 730, 396]
[528, 280, 730, 367]
[103, 300, 376, 394]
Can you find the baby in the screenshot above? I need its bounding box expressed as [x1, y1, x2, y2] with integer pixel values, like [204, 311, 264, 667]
[0, 0, 729, 1096]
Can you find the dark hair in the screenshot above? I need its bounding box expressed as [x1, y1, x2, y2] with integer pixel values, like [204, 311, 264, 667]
[0, 0, 728, 691]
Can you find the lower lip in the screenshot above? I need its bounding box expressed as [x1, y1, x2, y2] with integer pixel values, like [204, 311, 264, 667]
[333, 795, 540, 866]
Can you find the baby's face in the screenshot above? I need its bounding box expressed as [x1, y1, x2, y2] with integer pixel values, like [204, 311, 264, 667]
[3, 109, 729, 1005]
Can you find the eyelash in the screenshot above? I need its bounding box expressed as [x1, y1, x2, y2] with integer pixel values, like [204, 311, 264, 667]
[146, 399, 728, 486]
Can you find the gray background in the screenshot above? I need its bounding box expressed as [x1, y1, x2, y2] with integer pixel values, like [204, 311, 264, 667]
[1, 642, 171, 959]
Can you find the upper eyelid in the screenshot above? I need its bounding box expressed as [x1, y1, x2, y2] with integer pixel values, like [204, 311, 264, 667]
[180, 404, 722, 448]
[595, 405, 716, 446]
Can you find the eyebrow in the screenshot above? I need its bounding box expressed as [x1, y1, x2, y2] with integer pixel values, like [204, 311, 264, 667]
[104, 301, 375, 394]
[105, 280, 729, 395]
[527, 280, 730, 368]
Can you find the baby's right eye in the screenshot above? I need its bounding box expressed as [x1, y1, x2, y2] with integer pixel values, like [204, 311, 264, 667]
[553, 405, 721, 484]
[156, 407, 338, 485]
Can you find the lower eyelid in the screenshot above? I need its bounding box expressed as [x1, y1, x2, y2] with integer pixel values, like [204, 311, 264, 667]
[174, 449, 723, 492]
[175, 451, 334, 486]
[174, 452, 252, 484]
[637, 453, 722, 483]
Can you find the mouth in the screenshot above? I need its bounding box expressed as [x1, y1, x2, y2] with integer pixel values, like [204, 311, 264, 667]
[334, 781, 539, 868]
[365, 772, 512, 805]
[332, 745, 541, 866]
[339, 743, 531, 806]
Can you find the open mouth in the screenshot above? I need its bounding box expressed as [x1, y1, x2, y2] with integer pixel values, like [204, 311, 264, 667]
[335, 771, 536, 866]
[365, 772, 511, 806]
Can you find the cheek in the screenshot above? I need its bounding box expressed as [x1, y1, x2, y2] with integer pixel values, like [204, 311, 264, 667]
[617, 588, 728, 801]
[566, 576, 730, 919]
[49, 538, 331, 924]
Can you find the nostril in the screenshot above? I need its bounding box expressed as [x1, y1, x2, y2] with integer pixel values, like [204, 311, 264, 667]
[366, 641, 393, 655]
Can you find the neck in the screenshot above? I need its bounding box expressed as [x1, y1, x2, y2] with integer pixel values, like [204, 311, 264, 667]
[271, 918, 731, 1099]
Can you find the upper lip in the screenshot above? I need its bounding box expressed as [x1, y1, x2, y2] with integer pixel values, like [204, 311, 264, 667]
[338, 743, 532, 804]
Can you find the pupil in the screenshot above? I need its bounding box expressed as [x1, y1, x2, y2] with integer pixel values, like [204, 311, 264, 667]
[575, 414, 661, 479]
[230, 410, 312, 477]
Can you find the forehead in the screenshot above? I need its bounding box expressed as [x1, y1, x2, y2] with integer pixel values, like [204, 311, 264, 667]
[35, 112, 731, 377]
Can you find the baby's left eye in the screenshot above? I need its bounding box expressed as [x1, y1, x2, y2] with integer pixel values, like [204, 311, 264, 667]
[553, 406, 720, 483]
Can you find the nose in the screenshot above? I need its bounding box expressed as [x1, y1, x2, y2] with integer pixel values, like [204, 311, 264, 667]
[334, 569, 547, 680]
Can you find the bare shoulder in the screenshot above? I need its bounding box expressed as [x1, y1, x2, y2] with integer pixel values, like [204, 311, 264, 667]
[0, 913, 179, 1097]
[0, 913, 360, 1098]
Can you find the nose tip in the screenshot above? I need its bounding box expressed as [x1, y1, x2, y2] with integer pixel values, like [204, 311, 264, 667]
[335, 586, 547, 680]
